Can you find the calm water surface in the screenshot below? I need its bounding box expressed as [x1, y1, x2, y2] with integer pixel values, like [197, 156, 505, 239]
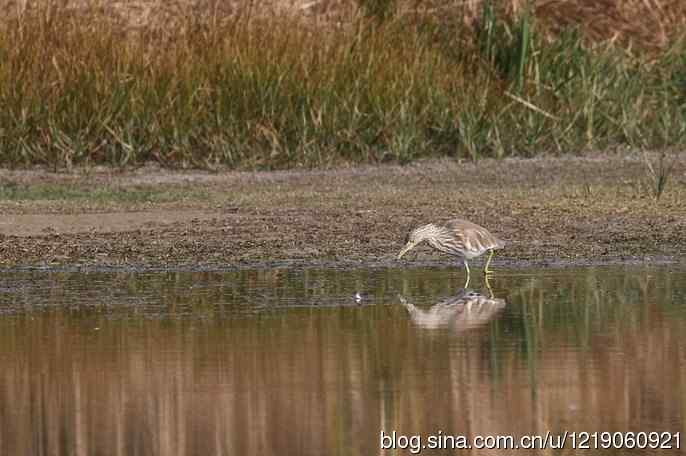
[0, 266, 685, 455]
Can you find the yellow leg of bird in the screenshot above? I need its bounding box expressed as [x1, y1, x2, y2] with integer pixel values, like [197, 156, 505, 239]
[483, 249, 495, 276]
[463, 259, 471, 289]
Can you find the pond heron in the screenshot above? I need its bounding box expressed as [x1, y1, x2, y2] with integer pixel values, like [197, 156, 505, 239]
[397, 218, 505, 286]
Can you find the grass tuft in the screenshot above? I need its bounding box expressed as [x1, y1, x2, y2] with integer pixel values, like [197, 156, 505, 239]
[641, 151, 678, 200]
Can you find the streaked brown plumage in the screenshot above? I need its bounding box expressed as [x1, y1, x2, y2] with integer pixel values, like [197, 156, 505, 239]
[397, 218, 504, 285]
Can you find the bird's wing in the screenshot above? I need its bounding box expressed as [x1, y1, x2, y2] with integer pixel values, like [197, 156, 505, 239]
[444, 219, 504, 250]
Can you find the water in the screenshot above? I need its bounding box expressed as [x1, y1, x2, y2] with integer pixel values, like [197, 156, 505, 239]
[0, 266, 684, 455]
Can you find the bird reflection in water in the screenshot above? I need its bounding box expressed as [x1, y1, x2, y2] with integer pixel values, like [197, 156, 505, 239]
[399, 288, 506, 332]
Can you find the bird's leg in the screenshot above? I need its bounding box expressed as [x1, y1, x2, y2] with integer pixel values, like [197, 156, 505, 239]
[483, 249, 495, 276]
[463, 259, 471, 289]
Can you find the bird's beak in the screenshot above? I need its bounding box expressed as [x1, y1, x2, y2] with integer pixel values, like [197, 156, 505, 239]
[397, 242, 414, 260]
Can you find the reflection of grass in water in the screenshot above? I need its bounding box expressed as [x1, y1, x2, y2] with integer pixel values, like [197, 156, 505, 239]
[501, 268, 685, 352]
[4, 266, 681, 322]
[521, 298, 538, 401]
[0, 182, 209, 203]
[1, 266, 685, 455]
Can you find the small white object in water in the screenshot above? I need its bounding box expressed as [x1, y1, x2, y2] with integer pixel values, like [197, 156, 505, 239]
[354, 292, 363, 304]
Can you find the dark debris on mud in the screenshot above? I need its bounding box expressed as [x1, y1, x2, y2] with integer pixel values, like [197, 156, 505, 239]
[1, 155, 685, 271]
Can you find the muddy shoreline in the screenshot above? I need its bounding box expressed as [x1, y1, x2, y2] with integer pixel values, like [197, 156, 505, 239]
[1, 154, 685, 271]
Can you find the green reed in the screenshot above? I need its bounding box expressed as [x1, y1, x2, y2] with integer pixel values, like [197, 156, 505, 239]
[0, 6, 684, 169]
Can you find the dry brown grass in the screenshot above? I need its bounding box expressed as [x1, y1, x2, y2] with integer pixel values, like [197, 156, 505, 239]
[0, 0, 684, 169]
[533, 0, 686, 50]
[2, 0, 686, 49]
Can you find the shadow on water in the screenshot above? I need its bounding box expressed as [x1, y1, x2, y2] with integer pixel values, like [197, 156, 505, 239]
[0, 266, 685, 455]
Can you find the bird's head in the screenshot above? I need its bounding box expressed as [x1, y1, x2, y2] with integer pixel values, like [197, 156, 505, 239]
[397, 224, 435, 260]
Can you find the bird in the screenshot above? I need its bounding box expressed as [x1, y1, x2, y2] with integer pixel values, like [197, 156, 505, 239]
[397, 218, 505, 287]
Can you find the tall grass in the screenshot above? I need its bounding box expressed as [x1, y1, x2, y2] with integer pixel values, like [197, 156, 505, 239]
[0, 1, 685, 169]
